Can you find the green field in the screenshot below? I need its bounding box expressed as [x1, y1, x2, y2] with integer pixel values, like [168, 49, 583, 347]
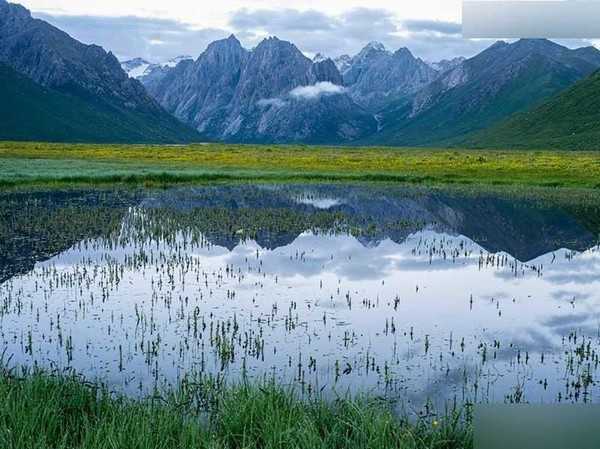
[2, 141, 600, 189]
[0, 370, 470, 449]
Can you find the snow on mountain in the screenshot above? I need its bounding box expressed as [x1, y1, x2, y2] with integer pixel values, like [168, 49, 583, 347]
[164, 55, 193, 68]
[333, 55, 352, 74]
[120, 55, 193, 79]
[120, 58, 151, 78]
[427, 57, 466, 74]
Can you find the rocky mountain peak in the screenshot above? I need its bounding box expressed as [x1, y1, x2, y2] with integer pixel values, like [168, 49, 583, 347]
[254, 36, 300, 54]
[202, 34, 247, 64]
[334, 55, 352, 73]
[310, 58, 343, 85]
[0, 0, 200, 142]
[208, 34, 242, 51]
[489, 40, 509, 50]
[393, 47, 414, 59]
[342, 41, 438, 111]
[313, 53, 327, 63]
[510, 38, 567, 56]
[164, 55, 193, 67]
[143, 34, 374, 143]
[0, 0, 30, 23]
[124, 57, 150, 66]
[364, 41, 387, 53]
[354, 41, 389, 62]
[121, 57, 152, 78]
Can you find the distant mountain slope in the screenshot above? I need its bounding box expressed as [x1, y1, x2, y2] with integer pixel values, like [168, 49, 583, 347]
[341, 42, 439, 112]
[460, 70, 600, 150]
[121, 57, 152, 78]
[121, 56, 193, 79]
[0, 0, 199, 143]
[369, 39, 600, 146]
[0, 63, 199, 143]
[144, 35, 376, 144]
[427, 57, 465, 73]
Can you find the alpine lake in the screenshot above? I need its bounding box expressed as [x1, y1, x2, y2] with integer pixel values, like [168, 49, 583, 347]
[2, 183, 600, 416]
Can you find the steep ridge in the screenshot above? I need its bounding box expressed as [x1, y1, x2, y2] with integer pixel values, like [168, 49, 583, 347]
[0, 0, 199, 143]
[0, 63, 192, 143]
[461, 69, 600, 150]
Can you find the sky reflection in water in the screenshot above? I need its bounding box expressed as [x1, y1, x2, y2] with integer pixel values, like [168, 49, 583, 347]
[1, 185, 599, 410]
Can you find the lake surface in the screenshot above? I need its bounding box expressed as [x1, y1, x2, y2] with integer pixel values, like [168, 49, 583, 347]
[1, 185, 599, 412]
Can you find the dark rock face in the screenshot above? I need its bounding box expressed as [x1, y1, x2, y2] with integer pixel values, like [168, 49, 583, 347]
[140, 36, 600, 145]
[310, 58, 343, 85]
[144, 35, 376, 143]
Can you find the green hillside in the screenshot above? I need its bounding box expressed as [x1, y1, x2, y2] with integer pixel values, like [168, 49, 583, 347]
[369, 54, 582, 147]
[462, 70, 600, 150]
[0, 64, 199, 144]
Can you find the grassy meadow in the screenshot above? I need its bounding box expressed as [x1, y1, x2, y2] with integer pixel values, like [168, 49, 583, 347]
[0, 370, 471, 449]
[1, 141, 600, 189]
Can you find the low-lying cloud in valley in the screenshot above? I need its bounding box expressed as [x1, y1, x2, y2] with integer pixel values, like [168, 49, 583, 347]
[289, 82, 345, 100]
[257, 82, 346, 108]
[257, 98, 287, 108]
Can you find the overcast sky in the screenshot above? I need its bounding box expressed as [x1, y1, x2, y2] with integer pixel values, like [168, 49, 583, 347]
[19, 0, 600, 62]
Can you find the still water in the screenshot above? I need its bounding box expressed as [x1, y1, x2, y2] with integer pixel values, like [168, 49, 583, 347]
[1, 185, 599, 411]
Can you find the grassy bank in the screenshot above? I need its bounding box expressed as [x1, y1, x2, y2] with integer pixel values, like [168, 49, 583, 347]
[1, 141, 600, 189]
[0, 371, 471, 449]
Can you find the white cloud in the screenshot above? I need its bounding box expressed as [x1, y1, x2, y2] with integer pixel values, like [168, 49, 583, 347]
[257, 98, 288, 108]
[289, 82, 345, 100]
[33, 12, 227, 61]
[23, 1, 600, 62]
[25, 2, 482, 61]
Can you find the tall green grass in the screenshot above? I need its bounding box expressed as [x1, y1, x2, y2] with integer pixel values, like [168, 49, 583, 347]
[0, 370, 472, 449]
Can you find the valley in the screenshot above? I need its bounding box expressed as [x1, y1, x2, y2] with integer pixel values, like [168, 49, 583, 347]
[2, 1, 600, 447]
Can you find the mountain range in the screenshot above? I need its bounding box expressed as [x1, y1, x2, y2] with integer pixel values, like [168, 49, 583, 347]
[138, 34, 600, 147]
[371, 39, 600, 146]
[142, 35, 377, 143]
[1, 0, 600, 148]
